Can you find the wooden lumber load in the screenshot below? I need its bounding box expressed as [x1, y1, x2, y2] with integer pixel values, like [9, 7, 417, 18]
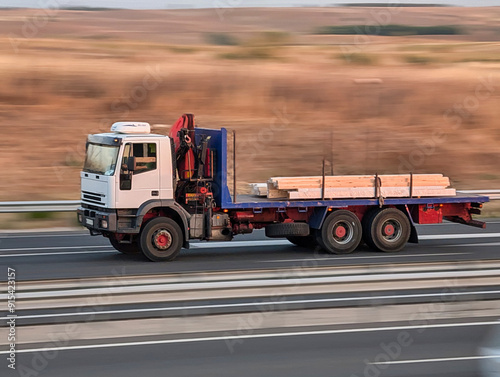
[249, 174, 456, 200]
[249, 183, 267, 197]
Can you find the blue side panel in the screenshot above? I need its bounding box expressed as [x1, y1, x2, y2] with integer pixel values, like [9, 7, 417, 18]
[195, 127, 232, 207]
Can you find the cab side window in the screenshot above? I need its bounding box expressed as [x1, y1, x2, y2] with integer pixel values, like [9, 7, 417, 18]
[120, 143, 157, 191]
[132, 143, 157, 174]
[120, 144, 132, 191]
[122, 143, 157, 175]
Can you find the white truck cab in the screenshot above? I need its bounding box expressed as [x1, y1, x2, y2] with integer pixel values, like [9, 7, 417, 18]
[78, 121, 193, 256]
[81, 122, 174, 210]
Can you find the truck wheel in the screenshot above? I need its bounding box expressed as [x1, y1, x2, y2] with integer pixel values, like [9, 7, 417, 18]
[363, 208, 410, 253]
[265, 223, 310, 238]
[316, 210, 362, 254]
[286, 235, 318, 248]
[109, 234, 140, 255]
[140, 217, 183, 262]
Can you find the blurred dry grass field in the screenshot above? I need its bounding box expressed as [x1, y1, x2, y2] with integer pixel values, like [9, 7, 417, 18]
[0, 6, 499, 210]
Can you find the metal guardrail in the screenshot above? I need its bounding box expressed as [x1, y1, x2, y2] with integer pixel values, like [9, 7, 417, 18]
[0, 201, 80, 213]
[457, 190, 500, 194]
[457, 190, 500, 200]
[0, 191, 498, 214]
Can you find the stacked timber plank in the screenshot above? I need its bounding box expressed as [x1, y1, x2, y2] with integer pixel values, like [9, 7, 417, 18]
[249, 174, 456, 200]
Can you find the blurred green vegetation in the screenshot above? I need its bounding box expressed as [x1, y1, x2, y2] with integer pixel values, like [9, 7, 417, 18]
[166, 46, 199, 54]
[216, 31, 291, 60]
[458, 57, 500, 63]
[339, 53, 379, 65]
[25, 212, 55, 220]
[250, 31, 291, 46]
[478, 174, 500, 181]
[0, 212, 81, 230]
[218, 47, 275, 60]
[61, 6, 116, 11]
[340, 3, 449, 6]
[316, 24, 462, 36]
[403, 55, 437, 64]
[205, 33, 239, 46]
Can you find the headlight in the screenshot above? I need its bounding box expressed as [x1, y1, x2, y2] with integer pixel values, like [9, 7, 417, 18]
[78, 214, 83, 223]
[101, 219, 108, 229]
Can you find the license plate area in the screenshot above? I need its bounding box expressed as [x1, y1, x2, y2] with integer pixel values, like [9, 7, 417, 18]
[85, 218, 94, 227]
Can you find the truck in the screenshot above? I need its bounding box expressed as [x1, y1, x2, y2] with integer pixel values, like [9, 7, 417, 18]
[77, 114, 489, 262]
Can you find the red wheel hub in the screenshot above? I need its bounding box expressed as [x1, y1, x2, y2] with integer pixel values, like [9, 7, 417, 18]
[153, 230, 172, 250]
[335, 226, 347, 238]
[157, 235, 168, 246]
[383, 224, 395, 236]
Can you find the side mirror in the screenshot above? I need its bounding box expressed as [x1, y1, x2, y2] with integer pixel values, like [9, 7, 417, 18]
[127, 156, 137, 172]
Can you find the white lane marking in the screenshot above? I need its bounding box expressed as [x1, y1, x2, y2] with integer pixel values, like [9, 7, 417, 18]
[371, 355, 499, 365]
[1, 233, 498, 253]
[0, 250, 115, 258]
[189, 240, 291, 249]
[0, 245, 111, 252]
[264, 252, 468, 263]
[440, 242, 500, 248]
[0, 320, 496, 355]
[419, 233, 500, 240]
[0, 233, 87, 239]
[0, 241, 290, 258]
[0, 240, 290, 253]
[4, 289, 499, 321]
[0, 231, 497, 258]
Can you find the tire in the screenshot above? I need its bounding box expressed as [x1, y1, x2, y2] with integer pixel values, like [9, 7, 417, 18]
[139, 217, 183, 262]
[363, 208, 411, 253]
[287, 234, 318, 248]
[109, 234, 141, 255]
[316, 210, 362, 254]
[265, 223, 310, 238]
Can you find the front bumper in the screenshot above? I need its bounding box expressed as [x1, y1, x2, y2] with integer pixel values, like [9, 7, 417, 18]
[77, 207, 117, 234]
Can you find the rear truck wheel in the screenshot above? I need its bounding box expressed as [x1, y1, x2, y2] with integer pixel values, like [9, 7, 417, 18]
[363, 208, 411, 253]
[109, 234, 140, 255]
[140, 217, 183, 262]
[265, 222, 310, 238]
[316, 210, 362, 254]
[286, 234, 318, 248]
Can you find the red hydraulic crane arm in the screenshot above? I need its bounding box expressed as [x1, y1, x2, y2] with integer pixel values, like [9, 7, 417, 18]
[169, 114, 196, 180]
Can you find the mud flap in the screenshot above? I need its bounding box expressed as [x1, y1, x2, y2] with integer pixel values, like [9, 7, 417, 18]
[401, 205, 418, 244]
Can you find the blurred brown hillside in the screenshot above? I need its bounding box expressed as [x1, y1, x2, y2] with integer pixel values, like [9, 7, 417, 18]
[0, 6, 499, 200]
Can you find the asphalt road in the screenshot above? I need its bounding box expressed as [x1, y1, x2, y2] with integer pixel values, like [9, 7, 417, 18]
[1, 221, 500, 281]
[8, 319, 498, 377]
[1, 221, 499, 377]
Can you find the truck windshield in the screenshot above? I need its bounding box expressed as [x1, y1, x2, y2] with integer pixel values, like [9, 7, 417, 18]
[83, 143, 119, 176]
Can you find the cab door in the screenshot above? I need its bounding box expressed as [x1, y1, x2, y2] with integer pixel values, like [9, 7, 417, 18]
[115, 142, 160, 209]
